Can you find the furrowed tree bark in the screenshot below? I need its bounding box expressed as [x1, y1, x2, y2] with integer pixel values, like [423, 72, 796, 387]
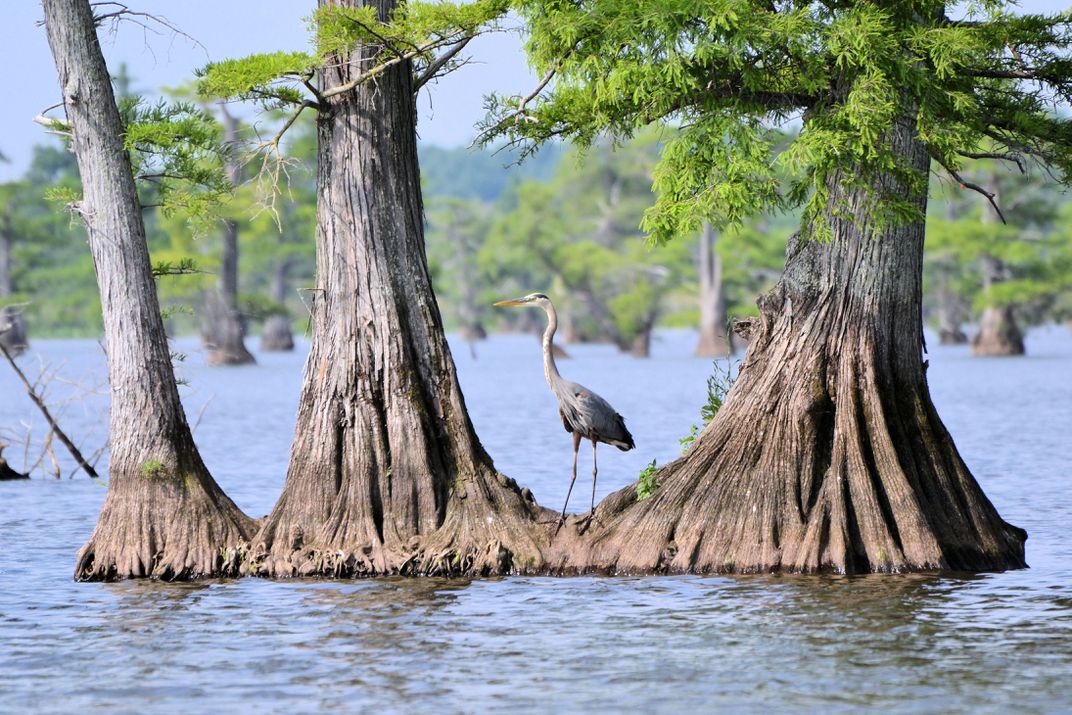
[249, 0, 545, 577]
[260, 258, 294, 351]
[42, 0, 254, 580]
[201, 109, 255, 366]
[0, 214, 28, 356]
[558, 113, 1027, 574]
[695, 222, 730, 357]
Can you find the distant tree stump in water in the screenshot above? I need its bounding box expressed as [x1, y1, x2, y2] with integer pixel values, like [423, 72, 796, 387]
[0, 446, 29, 480]
[972, 306, 1025, 357]
[939, 326, 968, 345]
[201, 290, 256, 366]
[260, 314, 295, 352]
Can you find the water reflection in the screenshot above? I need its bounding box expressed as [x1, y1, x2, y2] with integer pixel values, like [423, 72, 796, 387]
[291, 579, 474, 709]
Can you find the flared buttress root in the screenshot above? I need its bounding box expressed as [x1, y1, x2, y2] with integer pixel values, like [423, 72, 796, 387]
[555, 347, 1027, 576]
[246, 469, 551, 578]
[75, 471, 255, 582]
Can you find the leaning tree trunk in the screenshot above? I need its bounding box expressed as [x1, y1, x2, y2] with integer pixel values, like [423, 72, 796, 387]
[694, 222, 730, 357]
[0, 215, 28, 356]
[260, 258, 295, 351]
[201, 110, 255, 366]
[557, 113, 1026, 574]
[42, 0, 254, 580]
[972, 256, 1024, 356]
[249, 0, 545, 577]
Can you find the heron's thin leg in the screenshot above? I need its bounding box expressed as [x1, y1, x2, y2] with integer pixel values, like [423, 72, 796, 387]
[557, 432, 582, 533]
[589, 438, 598, 519]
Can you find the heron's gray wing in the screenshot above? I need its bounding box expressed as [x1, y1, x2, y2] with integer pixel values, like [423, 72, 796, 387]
[557, 381, 634, 450]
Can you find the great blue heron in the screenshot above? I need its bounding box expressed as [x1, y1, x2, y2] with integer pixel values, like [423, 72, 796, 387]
[494, 293, 635, 530]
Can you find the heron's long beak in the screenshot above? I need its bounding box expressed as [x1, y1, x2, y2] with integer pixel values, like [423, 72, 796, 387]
[493, 298, 527, 307]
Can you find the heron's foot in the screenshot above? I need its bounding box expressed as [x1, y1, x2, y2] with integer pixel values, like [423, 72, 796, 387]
[577, 511, 601, 535]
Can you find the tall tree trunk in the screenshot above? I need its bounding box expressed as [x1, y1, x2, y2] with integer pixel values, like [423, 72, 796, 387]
[260, 258, 295, 351]
[42, 0, 254, 580]
[249, 0, 544, 577]
[0, 216, 28, 356]
[201, 110, 255, 366]
[558, 113, 1026, 574]
[694, 222, 730, 357]
[972, 256, 1024, 356]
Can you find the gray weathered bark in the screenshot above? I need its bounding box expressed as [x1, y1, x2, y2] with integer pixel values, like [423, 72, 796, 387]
[554, 111, 1026, 574]
[694, 222, 730, 357]
[201, 109, 255, 366]
[249, 0, 544, 577]
[42, 0, 254, 580]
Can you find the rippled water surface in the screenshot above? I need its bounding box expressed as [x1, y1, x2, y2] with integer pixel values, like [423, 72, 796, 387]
[1, 328, 1070, 713]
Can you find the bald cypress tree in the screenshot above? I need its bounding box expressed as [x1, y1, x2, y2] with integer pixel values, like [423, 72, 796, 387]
[201, 0, 545, 576]
[42, 0, 254, 580]
[485, 0, 1072, 573]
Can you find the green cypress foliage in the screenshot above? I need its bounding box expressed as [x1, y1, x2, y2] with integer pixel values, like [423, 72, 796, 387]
[481, 1, 1072, 244]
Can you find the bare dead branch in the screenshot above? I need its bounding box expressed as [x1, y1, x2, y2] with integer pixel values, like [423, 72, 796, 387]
[932, 151, 1008, 224]
[88, 3, 206, 55]
[0, 342, 100, 479]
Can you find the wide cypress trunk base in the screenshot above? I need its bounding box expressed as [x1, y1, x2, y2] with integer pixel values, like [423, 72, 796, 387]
[75, 453, 255, 581]
[972, 306, 1024, 356]
[628, 328, 652, 358]
[554, 328, 1027, 574]
[260, 314, 295, 352]
[547, 119, 1027, 576]
[248, 479, 548, 578]
[939, 326, 968, 345]
[201, 292, 255, 365]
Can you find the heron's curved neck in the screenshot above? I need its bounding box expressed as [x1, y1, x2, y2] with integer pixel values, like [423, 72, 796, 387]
[541, 301, 562, 387]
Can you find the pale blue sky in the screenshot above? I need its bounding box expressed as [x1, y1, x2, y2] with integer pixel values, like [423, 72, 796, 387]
[1, 1, 1067, 182]
[0, 1, 534, 181]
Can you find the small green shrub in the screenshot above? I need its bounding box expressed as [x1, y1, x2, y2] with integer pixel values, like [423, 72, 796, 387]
[680, 359, 736, 454]
[636, 459, 658, 500]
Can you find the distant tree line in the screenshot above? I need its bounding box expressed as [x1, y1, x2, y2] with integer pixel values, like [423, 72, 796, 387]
[3, 123, 1071, 361]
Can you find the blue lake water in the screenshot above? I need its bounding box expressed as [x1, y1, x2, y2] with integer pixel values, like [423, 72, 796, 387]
[1, 327, 1070, 713]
